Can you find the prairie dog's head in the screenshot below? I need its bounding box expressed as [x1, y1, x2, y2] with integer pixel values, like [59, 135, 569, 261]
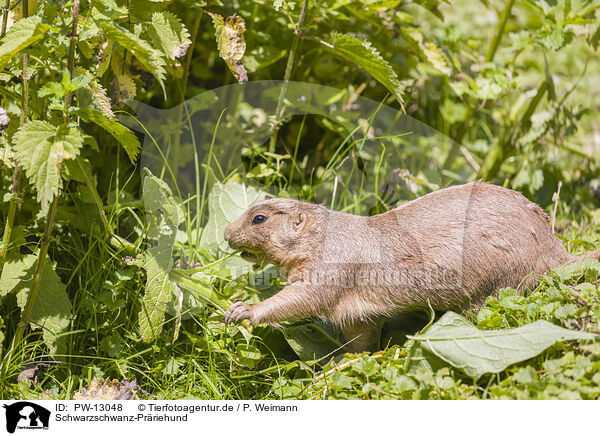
[224, 198, 324, 270]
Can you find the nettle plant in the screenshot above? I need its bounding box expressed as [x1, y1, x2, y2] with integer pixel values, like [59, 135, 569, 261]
[0, 0, 458, 364]
[0, 0, 193, 362]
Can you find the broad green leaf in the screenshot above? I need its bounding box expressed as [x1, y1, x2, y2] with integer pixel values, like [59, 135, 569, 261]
[284, 323, 343, 361]
[13, 121, 84, 214]
[324, 33, 404, 106]
[63, 158, 93, 183]
[135, 169, 179, 342]
[209, 13, 248, 83]
[78, 108, 140, 162]
[148, 11, 191, 60]
[0, 254, 72, 355]
[99, 21, 166, 95]
[0, 16, 49, 69]
[0, 252, 32, 299]
[200, 181, 264, 257]
[411, 312, 596, 378]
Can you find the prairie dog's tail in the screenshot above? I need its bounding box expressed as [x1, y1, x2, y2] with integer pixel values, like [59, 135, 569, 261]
[567, 251, 600, 263]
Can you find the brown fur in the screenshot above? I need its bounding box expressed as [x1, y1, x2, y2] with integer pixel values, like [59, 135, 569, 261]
[223, 181, 600, 352]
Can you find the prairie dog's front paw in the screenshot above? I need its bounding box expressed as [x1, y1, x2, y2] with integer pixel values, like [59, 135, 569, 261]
[223, 301, 254, 325]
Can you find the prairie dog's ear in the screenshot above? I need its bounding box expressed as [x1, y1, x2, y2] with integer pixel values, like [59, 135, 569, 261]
[293, 211, 307, 232]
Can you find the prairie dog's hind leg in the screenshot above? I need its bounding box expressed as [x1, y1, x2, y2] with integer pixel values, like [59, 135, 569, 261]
[342, 319, 380, 353]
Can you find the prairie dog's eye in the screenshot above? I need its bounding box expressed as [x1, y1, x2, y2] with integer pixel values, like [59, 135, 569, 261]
[251, 214, 267, 225]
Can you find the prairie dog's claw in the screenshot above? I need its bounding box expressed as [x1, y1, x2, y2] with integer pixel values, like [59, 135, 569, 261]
[224, 301, 253, 324]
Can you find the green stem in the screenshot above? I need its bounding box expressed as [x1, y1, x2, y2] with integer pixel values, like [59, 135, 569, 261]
[172, 10, 203, 182]
[66, 0, 79, 114]
[269, 0, 309, 153]
[22, 195, 59, 327]
[1, 0, 9, 37]
[485, 0, 516, 63]
[7, 192, 59, 367]
[5, 0, 79, 361]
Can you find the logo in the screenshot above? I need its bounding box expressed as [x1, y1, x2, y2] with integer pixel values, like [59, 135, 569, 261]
[2, 402, 50, 434]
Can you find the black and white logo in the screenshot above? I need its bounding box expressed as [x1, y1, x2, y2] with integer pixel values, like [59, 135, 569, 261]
[2, 402, 50, 433]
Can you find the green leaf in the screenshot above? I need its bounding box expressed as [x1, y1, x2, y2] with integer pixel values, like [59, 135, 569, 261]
[78, 108, 140, 162]
[99, 21, 166, 95]
[0, 253, 32, 299]
[0, 254, 72, 355]
[325, 33, 404, 106]
[78, 78, 115, 119]
[200, 181, 265, 257]
[410, 312, 596, 378]
[13, 121, 84, 214]
[38, 81, 65, 99]
[69, 72, 94, 92]
[551, 258, 600, 283]
[236, 343, 262, 368]
[91, 0, 128, 20]
[209, 13, 248, 83]
[148, 11, 191, 60]
[283, 323, 343, 361]
[135, 169, 180, 342]
[400, 26, 452, 76]
[0, 16, 49, 69]
[422, 42, 452, 76]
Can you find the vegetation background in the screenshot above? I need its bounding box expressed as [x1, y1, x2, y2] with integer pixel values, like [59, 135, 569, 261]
[0, 0, 599, 399]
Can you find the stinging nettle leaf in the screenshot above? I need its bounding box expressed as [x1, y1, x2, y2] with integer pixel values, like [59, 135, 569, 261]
[99, 21, 166, 96]
[209, 13, 248, 83]
[199, 181, 265, 276]
[410, 311, 596, 378]
[200, 181, 264, 257]
[78, 108, 140, 162]
[0, 16, 49, 70]
[83, 79, 115, 119]
[149, 11, 191, 60]
[13, 121, 84, 214]
[1, 254, 72, 355]
[135, 169, 180, 342]
[324, 33, 405, 107]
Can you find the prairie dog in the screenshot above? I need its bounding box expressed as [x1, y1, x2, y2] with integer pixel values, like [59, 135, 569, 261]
[222, 181, 599, 352]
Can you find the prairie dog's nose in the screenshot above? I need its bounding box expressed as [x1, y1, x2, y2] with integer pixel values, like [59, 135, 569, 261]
[224, 224, 233, 242]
